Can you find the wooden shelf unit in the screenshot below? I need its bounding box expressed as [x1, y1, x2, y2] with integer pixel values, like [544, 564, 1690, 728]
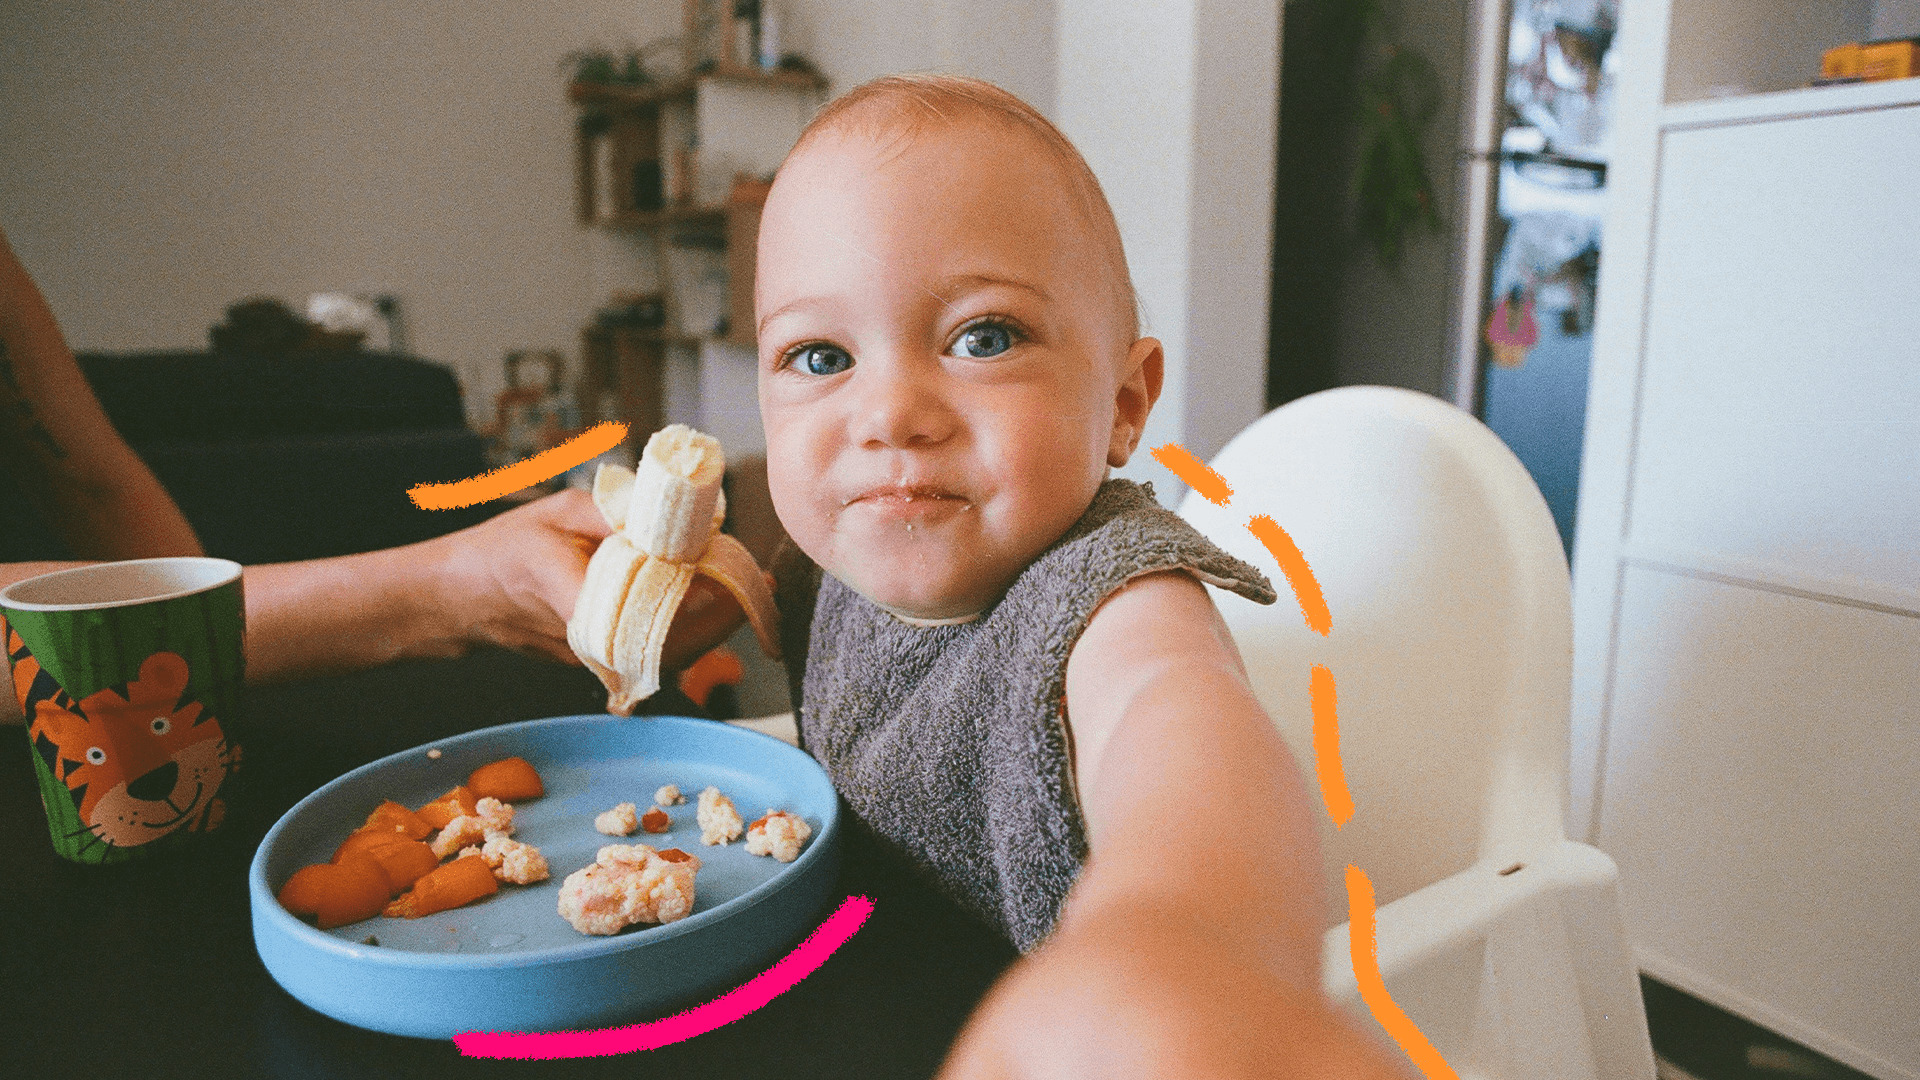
[568, 48, 821, 451]
[567, 65, 827, 110]
[597, 204, 728, 230]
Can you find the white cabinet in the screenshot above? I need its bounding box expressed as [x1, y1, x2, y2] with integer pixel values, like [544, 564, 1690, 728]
[1571, 3, 1920, 1078]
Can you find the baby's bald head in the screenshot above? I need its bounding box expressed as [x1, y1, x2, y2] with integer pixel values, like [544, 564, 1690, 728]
[783, 74, 1139, 345]
[755, 75, 1165, 621]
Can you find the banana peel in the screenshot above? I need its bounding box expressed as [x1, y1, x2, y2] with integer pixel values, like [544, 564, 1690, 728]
[568, 425, 781, 714]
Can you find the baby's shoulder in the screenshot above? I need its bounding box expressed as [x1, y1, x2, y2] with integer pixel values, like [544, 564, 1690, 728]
[1069, 568, 1238, 683]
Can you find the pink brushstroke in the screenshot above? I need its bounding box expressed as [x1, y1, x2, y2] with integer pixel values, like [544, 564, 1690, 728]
[453, 894, 874, 1060]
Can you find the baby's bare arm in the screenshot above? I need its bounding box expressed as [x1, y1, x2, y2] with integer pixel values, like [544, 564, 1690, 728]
[938, 569, 1412, 1080]
[1060, 568, 1324, 980]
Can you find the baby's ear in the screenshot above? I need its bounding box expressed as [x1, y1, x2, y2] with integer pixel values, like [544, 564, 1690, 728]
[1108, 337, 1164, 466]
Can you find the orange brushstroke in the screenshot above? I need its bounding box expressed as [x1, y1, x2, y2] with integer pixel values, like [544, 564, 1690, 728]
[1346, 865, 1461, 1080]
[1149, 443, 1233, 505]
[1311, 665, 1353, 828]
[1246, 515, 1331, 636]
[409, 421, 629, 510]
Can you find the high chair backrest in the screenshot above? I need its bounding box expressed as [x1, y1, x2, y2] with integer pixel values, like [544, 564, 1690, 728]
[1178, 386, 1572, 926]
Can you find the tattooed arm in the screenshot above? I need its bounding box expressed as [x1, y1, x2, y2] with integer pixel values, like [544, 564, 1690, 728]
[0, 226, 202, 561]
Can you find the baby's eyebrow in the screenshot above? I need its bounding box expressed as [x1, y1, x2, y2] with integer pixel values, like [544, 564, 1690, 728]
[929, 273, 1051, 309]
[757, 275, 1050, 336]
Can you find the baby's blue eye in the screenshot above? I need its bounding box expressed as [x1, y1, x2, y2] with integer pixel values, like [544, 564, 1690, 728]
[791, 344, 852, 376]
[952, 322, 1014, 358]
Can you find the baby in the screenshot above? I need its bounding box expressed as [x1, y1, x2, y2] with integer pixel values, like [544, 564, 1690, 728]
[713, 75, 1406, 1078]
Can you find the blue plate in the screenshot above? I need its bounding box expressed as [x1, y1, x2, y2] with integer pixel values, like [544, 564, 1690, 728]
[250, 714, 839, 1039]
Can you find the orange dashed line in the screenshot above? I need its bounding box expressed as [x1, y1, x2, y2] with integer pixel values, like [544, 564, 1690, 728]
[1149, 442, 1233, 505]
[1246, 515, 1331, 636]
[409, 421, 629, 510]
[1311, 665, 1353, 828]
[1346, 865, 1460, 1079]
[1176, 445, 1452, 1075]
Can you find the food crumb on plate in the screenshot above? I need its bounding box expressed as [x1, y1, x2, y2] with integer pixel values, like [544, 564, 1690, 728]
[744, 810, 812, 863]
[697, 786, 743, 846]
[557, 843, 703, 935]
[641, 806, 671, 833]
[480, 833, 550, 884]
[427, 748, 442, 760]
[594, 802, 639, 836]
[654, 784, 684, 806]
[432, 797, 516, 858]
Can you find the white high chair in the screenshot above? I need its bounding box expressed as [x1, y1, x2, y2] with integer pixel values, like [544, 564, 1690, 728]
[1177, 386, 1657, 1080]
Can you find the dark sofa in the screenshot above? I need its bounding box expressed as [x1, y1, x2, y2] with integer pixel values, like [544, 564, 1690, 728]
[0, 350, 496, 564]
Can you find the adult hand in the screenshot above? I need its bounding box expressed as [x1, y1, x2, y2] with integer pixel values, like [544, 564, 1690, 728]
[937, 905, 1417, 1080]
[424, 489, 613, 665]
[425, 488, 751, 673]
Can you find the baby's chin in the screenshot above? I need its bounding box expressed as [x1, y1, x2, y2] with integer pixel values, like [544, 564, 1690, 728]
[822, 548, 1012, 624]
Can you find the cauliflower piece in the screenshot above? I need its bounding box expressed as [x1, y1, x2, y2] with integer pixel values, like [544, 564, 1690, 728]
[744, 810, 813, 863]
[480, 832, 550, 884]
[557, 843, 703, 935]
[654, 784, 685, 806]
[431, 797, 516, 859]
[475, 796, 515, 833]
[431, 815, 489, 859]
[697, 786, 743, 846]
[595, 802, 639, 836]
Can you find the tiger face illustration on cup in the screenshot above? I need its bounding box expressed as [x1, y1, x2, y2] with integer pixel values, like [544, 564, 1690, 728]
[12, 630, 238, 852]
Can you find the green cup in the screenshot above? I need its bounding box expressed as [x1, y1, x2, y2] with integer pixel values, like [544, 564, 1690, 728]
[2, 558, 245, 864]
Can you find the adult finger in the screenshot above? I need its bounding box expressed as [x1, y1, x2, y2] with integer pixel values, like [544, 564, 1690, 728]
[523, 486, 613, 541]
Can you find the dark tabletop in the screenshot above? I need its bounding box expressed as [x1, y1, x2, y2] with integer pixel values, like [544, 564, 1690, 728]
[0, 649, 1016, 1079]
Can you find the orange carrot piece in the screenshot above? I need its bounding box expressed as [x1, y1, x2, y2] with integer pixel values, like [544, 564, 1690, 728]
[278, 863, 335, 916]
[363, 800, 432, 840]
[313, 855, 391, 929]
[383, 854, 498, 919]
[467, 756, 544, 802]
[678, 647, 744, 708]
[415, 785, 478, 830]
[641, 807, 671, 834]
[361, 838, 440, 896]
[332, 826, 412, 866]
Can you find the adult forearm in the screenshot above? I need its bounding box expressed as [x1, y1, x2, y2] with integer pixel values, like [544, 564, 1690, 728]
[242, 543, 462, 684]
[32, 453, 204, 561]
[0, 231, 202, 560]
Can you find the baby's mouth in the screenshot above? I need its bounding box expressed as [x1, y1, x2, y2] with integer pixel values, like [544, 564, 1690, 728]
[843, 484, 968, 508]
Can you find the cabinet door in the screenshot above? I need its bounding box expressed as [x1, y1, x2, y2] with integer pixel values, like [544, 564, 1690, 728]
[1626, 104, 1920, 603]
[1598, 566, 1920, 1079]
[1599, 100, 1920, 1080]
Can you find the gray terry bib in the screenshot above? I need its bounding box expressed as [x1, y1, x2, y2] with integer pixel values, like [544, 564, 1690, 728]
[774, 478, 1276, 951]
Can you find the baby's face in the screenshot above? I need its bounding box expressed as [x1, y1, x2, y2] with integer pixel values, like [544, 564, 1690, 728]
[756, 120, 1149, 621]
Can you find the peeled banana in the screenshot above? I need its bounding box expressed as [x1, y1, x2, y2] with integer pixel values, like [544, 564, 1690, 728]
[568, 425, 781, 715]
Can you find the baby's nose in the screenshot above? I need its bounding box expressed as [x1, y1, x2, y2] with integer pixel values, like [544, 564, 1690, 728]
[850, 364, 958, 449]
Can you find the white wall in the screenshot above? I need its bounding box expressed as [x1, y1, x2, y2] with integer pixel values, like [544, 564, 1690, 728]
[1875, 0, 1920, 38]
[0, 0, 677, 424]
[1058, 0, 1280, 502]
[3, 0, 1281, 476]
[1665, 0, 1875, 101]
[780, 0, 1056, 111]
